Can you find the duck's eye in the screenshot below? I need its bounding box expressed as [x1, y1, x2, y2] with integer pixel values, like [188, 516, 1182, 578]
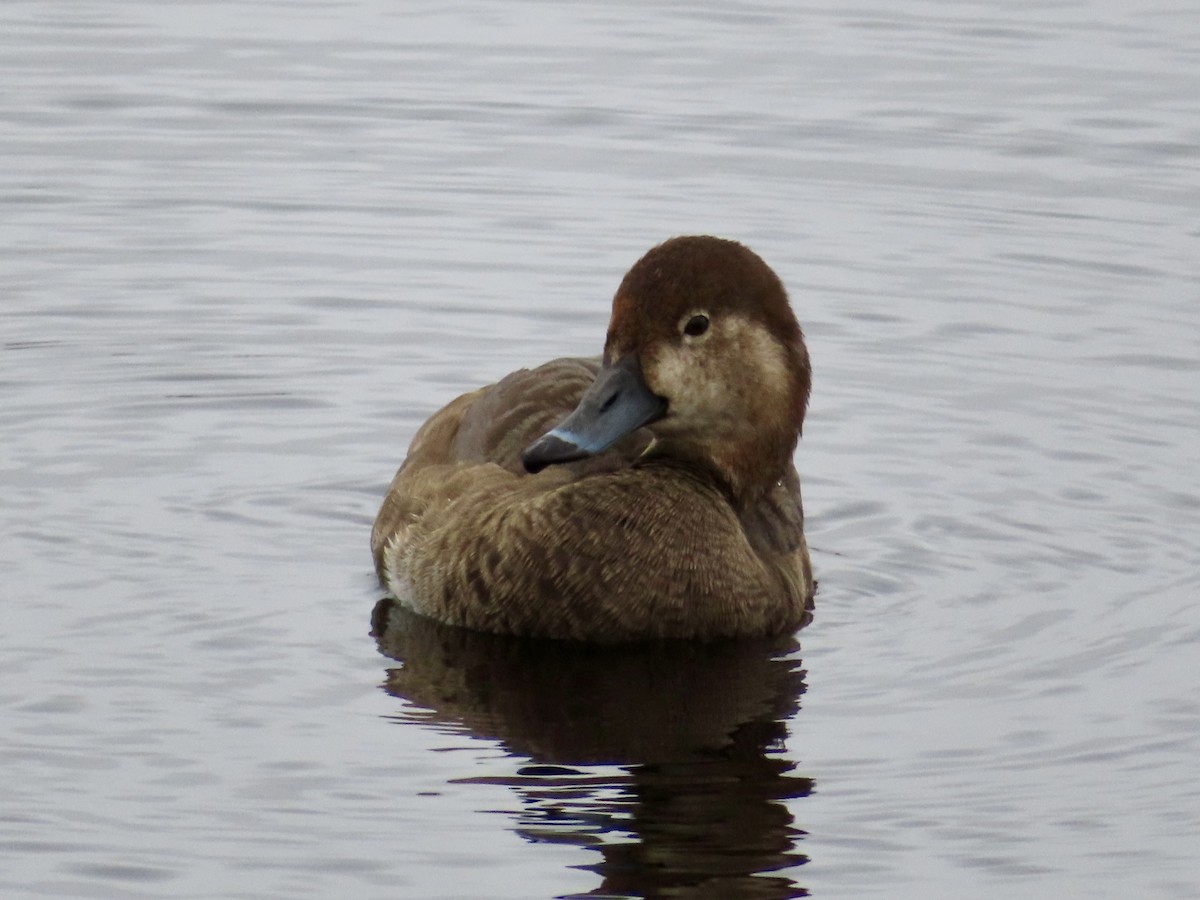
[683, 315, 710, 337]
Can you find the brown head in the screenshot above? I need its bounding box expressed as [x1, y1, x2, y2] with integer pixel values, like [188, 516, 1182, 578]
[523, 236, 811, 504]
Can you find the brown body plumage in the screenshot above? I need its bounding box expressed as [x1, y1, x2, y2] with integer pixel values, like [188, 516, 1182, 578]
[372, 236, 815, 641]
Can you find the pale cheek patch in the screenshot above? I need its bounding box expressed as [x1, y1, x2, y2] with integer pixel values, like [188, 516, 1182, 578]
[652, 347, 728, 422]
[726, 318, 792, 421]
[647, 316, 791, 432]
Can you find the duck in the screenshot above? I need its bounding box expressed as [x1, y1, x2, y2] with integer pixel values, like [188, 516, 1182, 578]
[371, 235, 815, 642]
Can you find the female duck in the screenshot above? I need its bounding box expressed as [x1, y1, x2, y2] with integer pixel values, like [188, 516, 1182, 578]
[372, 235, 815, 642]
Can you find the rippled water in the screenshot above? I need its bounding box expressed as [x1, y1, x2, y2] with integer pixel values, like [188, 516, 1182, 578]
[3, 1, 1199, 897]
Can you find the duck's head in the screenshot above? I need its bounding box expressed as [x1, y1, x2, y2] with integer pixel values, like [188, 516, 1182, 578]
[522, 236, 811, 503]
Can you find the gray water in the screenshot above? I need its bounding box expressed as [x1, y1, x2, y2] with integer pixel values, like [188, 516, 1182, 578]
[3, 1, 1199, 897]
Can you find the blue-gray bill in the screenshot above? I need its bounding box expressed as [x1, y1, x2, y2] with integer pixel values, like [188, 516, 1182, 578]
[522, 355, 667, 473]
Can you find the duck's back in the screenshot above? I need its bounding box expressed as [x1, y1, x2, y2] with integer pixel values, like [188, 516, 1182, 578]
[372, 358, 637, 573]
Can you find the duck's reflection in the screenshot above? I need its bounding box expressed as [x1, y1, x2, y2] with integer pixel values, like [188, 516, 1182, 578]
[372, 598, 813, 898]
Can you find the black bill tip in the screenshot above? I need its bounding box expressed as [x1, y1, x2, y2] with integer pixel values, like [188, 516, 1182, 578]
[521, 431, 587, 474]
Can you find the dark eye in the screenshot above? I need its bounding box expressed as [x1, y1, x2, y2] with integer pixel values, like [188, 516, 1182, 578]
[684, 315, 709, 337]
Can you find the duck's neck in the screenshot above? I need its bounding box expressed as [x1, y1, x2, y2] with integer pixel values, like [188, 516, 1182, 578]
[644, 429, 797, 510]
